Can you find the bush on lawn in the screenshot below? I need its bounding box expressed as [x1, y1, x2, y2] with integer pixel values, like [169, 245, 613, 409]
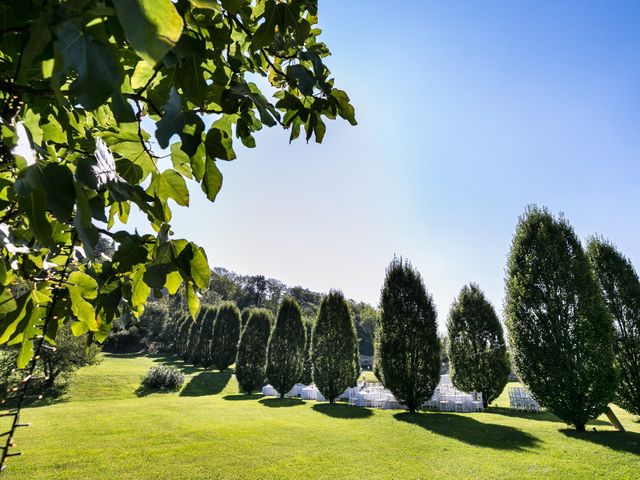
[140, 366, 185, 391]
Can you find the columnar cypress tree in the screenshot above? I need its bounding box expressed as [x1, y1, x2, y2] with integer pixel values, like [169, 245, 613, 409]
[505, 207, 616, 430]
[266, 297, 306, 398]
[311, 290, 359, 403]
[587, 237, 640, 416]
[210, 302, 241, 371]
[235, 309, 274, 393]
[376, 257, 440, 413]
[194, 305, 217, 367]
[301, 319, 314, 385]
[447, 283, 510, 407]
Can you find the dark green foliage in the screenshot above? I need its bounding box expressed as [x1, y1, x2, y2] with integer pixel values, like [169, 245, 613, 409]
[505, 207, 616, 430]
[240, 308, 252, 330]
[210, 302, 241, 371]
[235, 309, 274, 394]
[141, 366, 185, 391]
[266, 298, 306, 398]
[185, 316, 203, 364]
[175, 315, 192, 358]
[447, 283, 510, 407]
[587, 237, 640, 416]
[376, 257, 440, 413]
[193, 305, 217, 366]
[311, 291, 359, 403]
[301, 320, 314, 385]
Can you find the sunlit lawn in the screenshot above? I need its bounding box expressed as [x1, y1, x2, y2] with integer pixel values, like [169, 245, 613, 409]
[3, 354, 639, 479]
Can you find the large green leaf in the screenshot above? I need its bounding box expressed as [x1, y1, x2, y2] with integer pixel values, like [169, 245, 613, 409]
[68, 271, 99, 331]
[112, 0, 184, 65]
[152, 169, 189, 207]
[202, 159, 223, 202]
[204, 115, 236, 161]
[54, 20, 121, 110]
[156, 89, 205, 156]
[42, 163, 75, 221]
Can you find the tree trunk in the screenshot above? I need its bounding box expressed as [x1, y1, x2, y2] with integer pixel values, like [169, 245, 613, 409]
[576, 423, 586, 432]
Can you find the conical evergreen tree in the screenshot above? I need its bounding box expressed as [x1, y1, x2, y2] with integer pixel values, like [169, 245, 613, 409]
[447, 283, 510, 407]
[587, 237, 640, 416]
[505, 207, 616, 430]
[193, 305, 217, 367]
[210, 301, 241, 371]
[266, 297, 306, 398]
[311, 290, 359, 403]
[240, 308, 252, 331]
[174, 314, 191, 356]
[235, 309, 273, 393]
[376, 257, 440, 413]
[185, 314, 203, 364]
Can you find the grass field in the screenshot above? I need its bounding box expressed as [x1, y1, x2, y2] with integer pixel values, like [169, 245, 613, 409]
[3, 354, 639, 479]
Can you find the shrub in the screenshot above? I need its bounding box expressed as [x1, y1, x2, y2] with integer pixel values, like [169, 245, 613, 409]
[505, 207, 616, 430]
[240, 308, 252, 330]
[267, 297, 306, 398]
[587, 237, 640, 416]
[447, 283, 510, 406]
[300, 319, 314, 385]
[375, 257, 440, 413]
[210, 302, 241, 371]
[140, 366, 185, 391]
[235, 309, 273, 393]
[311, 290, 359, 403]
[196, 305, 217, 367]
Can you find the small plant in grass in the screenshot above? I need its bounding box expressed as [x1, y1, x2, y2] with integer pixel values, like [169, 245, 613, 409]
[140, 366, 185, 391]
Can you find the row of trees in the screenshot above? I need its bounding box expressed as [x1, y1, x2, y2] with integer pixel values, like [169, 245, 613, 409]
[373, 206, 640, 428]
[506, 206, 639, 430]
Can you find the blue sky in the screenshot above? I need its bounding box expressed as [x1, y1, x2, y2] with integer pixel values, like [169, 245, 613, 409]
[157, 1, 640, 325]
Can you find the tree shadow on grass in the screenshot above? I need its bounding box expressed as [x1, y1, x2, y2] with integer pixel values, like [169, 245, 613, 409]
[179, 371, 231, 397]
[312, 403, 373, 419]
[259, 397, 305, 408]
[394, 412, 540, 451]
[147, 354, 202, 375]
[560, 429, 640, 455]
[223, 393, 264, 401]
[485, 407, 609, 426]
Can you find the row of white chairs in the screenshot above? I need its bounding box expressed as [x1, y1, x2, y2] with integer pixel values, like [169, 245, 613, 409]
[508, 387, 541, 412]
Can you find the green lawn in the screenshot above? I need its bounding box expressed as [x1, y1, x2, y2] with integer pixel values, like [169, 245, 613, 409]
[3, 354, 639, 479]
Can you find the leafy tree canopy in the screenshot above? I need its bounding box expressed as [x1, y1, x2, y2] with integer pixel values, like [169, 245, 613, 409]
[0, 0, 355, 368]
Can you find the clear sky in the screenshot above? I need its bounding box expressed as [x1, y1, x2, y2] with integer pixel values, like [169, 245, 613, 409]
[145, 1, 640, 326]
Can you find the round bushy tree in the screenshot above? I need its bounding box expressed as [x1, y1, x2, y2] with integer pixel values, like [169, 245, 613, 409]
[587, 237, 640, 416]
[376, 257, 440, 413]
[266, 298, 306, 398]
[447, 283, 510, 407]
[505, 207, 616, 430]
[210, 302, 241, 371]
[311, 291, 359, 403]
[235, 309, 274, 394]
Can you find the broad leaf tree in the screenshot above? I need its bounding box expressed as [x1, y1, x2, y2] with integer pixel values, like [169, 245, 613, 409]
[0, 0, 354, 465]
[266, 297, 305, 398]
[375, 257, 440, 413]
[505, 207, 616, 430]
[311, 290, 358, 403]
[587, 237, 640, 416]
[446, 283, 510, 407]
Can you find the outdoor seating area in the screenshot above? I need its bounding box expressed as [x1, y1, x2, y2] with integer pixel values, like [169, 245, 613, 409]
[261, 377, 484, 413]
[508, 387, 542, 412]
[423, 384, 484, 412]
